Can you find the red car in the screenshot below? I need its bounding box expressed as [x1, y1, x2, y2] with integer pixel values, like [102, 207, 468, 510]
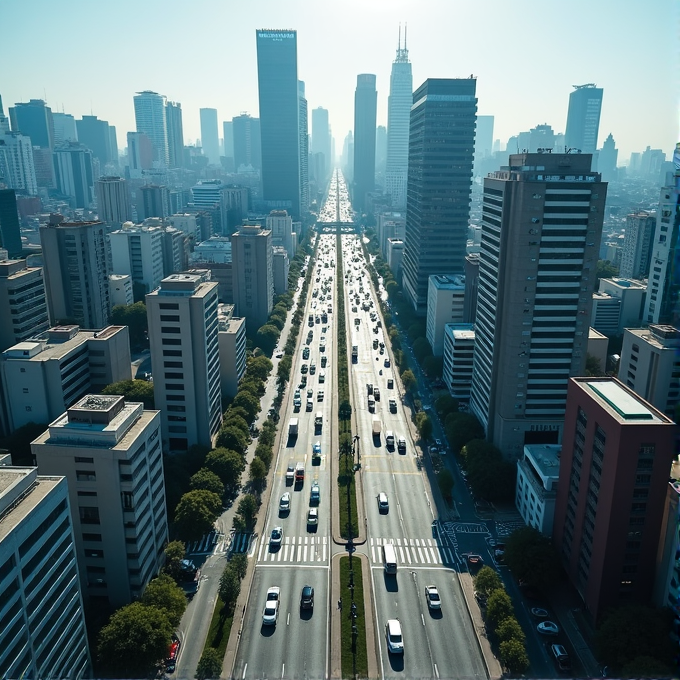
[166, 636, 180, 673]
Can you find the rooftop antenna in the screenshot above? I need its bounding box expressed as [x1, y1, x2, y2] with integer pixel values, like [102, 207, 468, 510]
[404, 22, 407, 50]
[398, 22, 401, 50]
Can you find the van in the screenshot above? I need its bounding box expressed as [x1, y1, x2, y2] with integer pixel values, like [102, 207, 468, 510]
[382, 543, 397, 574]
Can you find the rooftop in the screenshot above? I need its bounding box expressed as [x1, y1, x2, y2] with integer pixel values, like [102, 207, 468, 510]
[430, 274, 465, 289]
[625, 326, 680, 349]
[524, 444, 562, 480]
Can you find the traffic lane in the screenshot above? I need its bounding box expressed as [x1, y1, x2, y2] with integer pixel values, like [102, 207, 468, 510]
[235, 565, 329, 680]
[362, 465, 408, 540]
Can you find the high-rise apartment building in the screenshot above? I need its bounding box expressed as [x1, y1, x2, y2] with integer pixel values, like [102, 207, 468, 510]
[0, 130, 38, 195]
[256, 29, 300, 217]
[266, 209, 295, 257]
[469, 153, 607, 458]
[553, 377, 677, 622]
[199, 108, 220, 165]
[133, 91, 168, 166]
[385, 32, 412, 209]
[9, 99, 54, 149]
[426, 275, 466, 356]
[0, 259, 49, 353]
[40, 220, 110, 329]
[96, 176, 131, 225]
[474, 115, 495, 165]
[272, 246, 289, 295]
[619, 211, 656, 279]
[32, 394, 167, 608]
[217, 304, 246, 398]
[442, 323, 475, 402]
[597, 133, 618, 183]
[231, 224, 274, 330]
[191, 180, 248, 235]
[352, 74, 377, 212]
[644, 144, 680, 326]
[110, 223, 165, 293]
[165, 101, 184, 168]
[564, 84, 603, 155]
[76, 115, 114, 167]
[0, 189, 22, 257]
[0, 467, 90, 679]
[233, 114, 261, 171]
[312, 107, 331, 183]
[54, 143, 95, 209]
[146, 272, 222, 451]
[126, 131, 153, 178]
[138, 184, 170, 220]
[401, 78, 477, 315]
[298, 81, 309, 214]
[53, 112, 78, 145]
[376, 125, 387, 180]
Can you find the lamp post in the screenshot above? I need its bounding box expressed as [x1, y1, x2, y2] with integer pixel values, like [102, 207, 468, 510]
[345, 433, 360, 677]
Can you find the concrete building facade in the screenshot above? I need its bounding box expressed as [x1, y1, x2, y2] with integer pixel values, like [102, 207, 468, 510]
[272, 246, 289, 295]
[426, 274, 465, 356]
[217, 304, 246, 398]
[110, 222, 164, 294]
[442, 323, 475, 402]
[96, 176, 131, 226]
[353, 74, 377, 212]
[620, 211, 656, 279]
[109, 274, 133, 308]
[386, 238, 404, 281]
[591, 278, 646, 336]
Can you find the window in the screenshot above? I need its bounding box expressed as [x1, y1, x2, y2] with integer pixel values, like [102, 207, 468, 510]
[82, 533, 102, 542]
[160, 315, 180, 322]
[77, 491, 97, 497]
[22, 388, 28, 393]
[162, 338, 181, 346]
[76, 470, 96, 482]
[86, 549, 104, 558]
[75, 457, 94, 463]
[159, 303, 179, 310]
[121, 492, 134, 511]
[164, 361, 183, 368]
[165, 372, 184, 379]
[163, 350, 182, 357]
[79, 506, 100, 524]
[162, 327, 182, 334]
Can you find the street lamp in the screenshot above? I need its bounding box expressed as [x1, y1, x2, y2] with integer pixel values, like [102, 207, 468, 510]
[344, 433, 361, 677]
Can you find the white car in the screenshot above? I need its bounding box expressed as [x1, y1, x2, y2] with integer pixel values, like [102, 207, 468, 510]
[385, 619, 404, 654]
[262, 586, 280, 625]
[537, 621, 559, 636]
[307, 508, 318, 526]
[269, 526, 283, 548]
[425, 585, 441, 609]
[279, 492, 291, 514]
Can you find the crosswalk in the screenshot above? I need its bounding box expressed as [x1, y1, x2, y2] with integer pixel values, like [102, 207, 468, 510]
[369, 537, 456, 567]
[257, 535, 328, 564]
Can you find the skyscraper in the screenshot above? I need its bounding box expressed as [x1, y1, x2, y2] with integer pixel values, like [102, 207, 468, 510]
[0, 130, 38, 194]
[401, 78, 477, 315]
[312, 107, 331, 183]
[96, 176, 131, 225]
[376, 125, 387, 180]
[165, 101, 184, 168]
[0, 188, 23, 257]
[565, 83, 603, 155]
[597, 133, 618, 182]
[133, 91, 168, 166]
[353, 74, 377, 212]
[200, 108, 220, 165]
[126, 131, 153, 178]
[385, 30, 412, 209]
[619, 211, 656, 279]
[233, 114, 261, 171]
[223, 120, 234, 164]
[469, 153, 607, 458]
[298, 81, 309, 214]
[9, 99, 54, 149]
[52, 112, 78, 145]
[54, 143, 95, 209]
[256, 29, 300, 217]
[76, 115, 113, 167]
[474, 115, 494, 162]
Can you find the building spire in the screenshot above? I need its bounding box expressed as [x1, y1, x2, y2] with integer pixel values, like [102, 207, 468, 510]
[394, 23, 409, 63]
[404, 23, 407, 51]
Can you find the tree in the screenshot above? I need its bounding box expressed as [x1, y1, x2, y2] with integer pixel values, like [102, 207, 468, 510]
[401, 369, 417, 393]
[486, 589, 514, 629]
[230, 553, 248, 580]
[499, 638, 529, 674]
[585, 353, 604, 376]
[249, 457, 267, 489]
[110, 301, 148, 348]
[445, 412, 485, 456]
[232, 391, 261, 423]
[102, 379, 155, 409]
[255, 443, 273, 469]
[339, 400, 352, 421]
[255, 324, 281, 355]
[173, 490, 222, 542]
[163, 541, 186, 581]
[239, 378, 265, 398]
[223, 413, 251, 439]
[496, 616, 526, 644]
[415, 412, 433, 440]
[277, 355, 292, 382]
[224, 406, 250, 425]
[218, 565, 241, 605]
[248, 355, 273, 381]
[596, 259, 619, 284]
[196, 648, 223, 679]
[268, 313, 285, 331]
[97, 602, 173, 677]
[259, 422, 276, 447]
[413, 336, 433, 363]
[236, 494, 258, 530]
[141, 574, 187, 628]
[437, 468, 454, 501]
[473, 566, 503, 598]
[435, 395, 459, 419]
[0, 421, 49, 466]
[422, 355, 443, 379]
[464, 439, 516, 502]
[503, 526, 562, 590]
[407, 323, 426, 342]
[190, 468, 225, 498]
[205, 448, 246, 490]
[216, 426, 249, 455]
[621, 655, 676, 678]
[385, 280, 398, 299]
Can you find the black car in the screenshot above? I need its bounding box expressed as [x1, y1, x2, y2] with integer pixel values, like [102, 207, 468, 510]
[300, 585, 314, 609]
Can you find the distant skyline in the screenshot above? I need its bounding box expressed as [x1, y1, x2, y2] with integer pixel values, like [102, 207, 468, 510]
[0, 0, 676, 162]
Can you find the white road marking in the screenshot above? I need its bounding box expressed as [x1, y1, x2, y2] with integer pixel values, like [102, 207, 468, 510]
[398, 547, 405, 563]
[242, 663, 247, 679]
[418, 547, 425, 562]
[258, 540, 265, 562]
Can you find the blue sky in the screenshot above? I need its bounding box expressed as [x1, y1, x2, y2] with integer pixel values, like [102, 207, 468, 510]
[0, 0, 676, 161]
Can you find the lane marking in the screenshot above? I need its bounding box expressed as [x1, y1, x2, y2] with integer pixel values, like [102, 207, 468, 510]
[243, 663, 247, 679]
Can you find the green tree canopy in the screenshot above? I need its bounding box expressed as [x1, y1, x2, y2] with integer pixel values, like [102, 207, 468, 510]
[339, 400, 352, 421]
[435, 395, 460, 419]
[277, 355, 293, 382]
[268, 313, 285, 331]
[222, 414, 251, 438]
[97, 602, 173, 677]
[415, 412, 433, 440]
[111, 301, 148, 348]
[190, 468, 225, 498]
[401, 369, 417, 393]
[163, 541, 186, 581]
[216, 426, 249, 455]
[444, 412, 485, 456]
[230, 553, 248, 580]
[236, 494, 258, 531]
[255, 324, 281, 355]
[596, 259, 619, 284]
[232, 391, 261, 423]
[173, 490, 222, 542]
[463, 438, 517, 503]
[219, 564, 241, 605]
[407, 322, 426, 342]
[437, 468, 454, 501]
[422, 355, 443, 379]
[486, 589, 514, 629]
[473, 566, 503, 599]
[239, 378, 266, 398]
[499, 638, 529, 674]
[196, 648, 223, 680]
[249, 457, 267, 489]
[503, 526, 561, 590]
[412, 336, 433, 362]
[102, 379, 155, 409]
[141, 573, 187, 628]
[255, 443, 273, 469]
[205, 448, 246, 490]
[496, 616, 526, 644]
[585, 353, 604, 376]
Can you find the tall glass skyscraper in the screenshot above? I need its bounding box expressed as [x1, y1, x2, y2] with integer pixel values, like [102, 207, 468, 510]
[256, 29, 300, 218]
[385, 31, 412, 209]
[165, 101, 184, 168]
[564, 83, 603, 155]
[298, 80, 309, 214]
[200, 108, 220, 165]
[133, 91, 168, 166]
[353, 74, 377, 212]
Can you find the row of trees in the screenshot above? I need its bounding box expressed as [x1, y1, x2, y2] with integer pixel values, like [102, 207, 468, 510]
[473, 566, 529, 674]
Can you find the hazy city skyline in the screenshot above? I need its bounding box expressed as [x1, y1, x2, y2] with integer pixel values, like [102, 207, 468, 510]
[0, 0, 675, 162]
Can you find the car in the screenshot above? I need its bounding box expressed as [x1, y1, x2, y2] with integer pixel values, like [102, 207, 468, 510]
[531, 607, 549, 618]
[310, 483, 320, 505]
[306, 400, 314, 412]
[434, 439, 442, 448]
[270, 526, 283, 548]
[279, 492, 291, 513]
[550, 643, 571, 672]
[307, 388, 313, 398]
[319, 372, 325, 383]
[300, 585, 315, 610]
[378, 492, 389, 513]
[389, 399, 397, 413]
[425, 585, 441, 609]
[294, 390, 301, 399]
[275, 352, 283, 359]
[312, 441, 321, 455]
[385, 619, 404, 654]
[317, 390, 324, 401]
[537, 621, 559, 636]
[307, 508, 318, 526]
[166, 635, 180, 673]
[286, 463, 295, 484]
[384, 358, 391, 367]
[262, 586, 280, 625]
[467, 554, 483, 566]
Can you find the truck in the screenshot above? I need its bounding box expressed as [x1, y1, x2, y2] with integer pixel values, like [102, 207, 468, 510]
[372, 417, 381, 437]
[288, 418, 299, 437]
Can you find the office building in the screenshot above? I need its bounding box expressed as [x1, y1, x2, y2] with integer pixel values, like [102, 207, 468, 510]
[231, 224, 273, 330]
[597, 133, 618, 183]
[618, 325, 680, 419]
[170, 213, 201, 241]
[401, 78, 477, 315]
[192, 236, 232, 264]
[95, 176, 131, 226]
[515, 444, 561, 536]
[1, 324, 131, 432]
[199, 108, 220, 165]
[426, 274, 466, 356]
[110, 223, 164, 293]
[133, 91, 168, 166]
[553, 377, 677, 622]
[0, 130, 38, 195]
[377, 212, 406, 258]
[463, 253, 480, 324]
[0, 259, 49, 353]
[442, 323, 475, 401]
[591, 278, 646, 336]
[54, 143, 94, 209]
[474, 115, 494, 168]
[109, 273, 133, 308]
[620, 211, 656, 279]
[256, 29, 301, 217]
[218, 304, 246, 398]
[386, 238, 404, 280]
[146, 272, 222, 451]
[352, 74, 377, 212]
[298, 81, 309, 214]
[191, 180, 248, 235]
[52, 112, 78, 145]
[40, 220, 110, 329]
[0, 467, 90, 679]
[233, 114, 261, 171]
[645, 147, 680, 325]
[469, 153, 606, 458]
[76, 115, 114, 167]
[9, 99, 54, 149]
[653, 463, 680, 616]
[311, 107, 331, 183]
[0, 96, 7, 134]
[272, 246, 289, 295]
[33, 394, 167, 608]
[564, 84, 603, 155]
[385, 31, 412, 209]
[587, 327, 609, 372]
[0, 189, 22, 257]
[138, 184, 170, 220]
[165, 101, 184, 169]
[126, 131, 153, 179]
[266, 209, 295, 257]
[161, 226, 188, 276]
[376, 125, 387, 180]
[223, 121, 234, 165]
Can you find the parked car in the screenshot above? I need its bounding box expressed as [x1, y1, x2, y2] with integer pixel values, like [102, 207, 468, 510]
[537, 621, 559, 636]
